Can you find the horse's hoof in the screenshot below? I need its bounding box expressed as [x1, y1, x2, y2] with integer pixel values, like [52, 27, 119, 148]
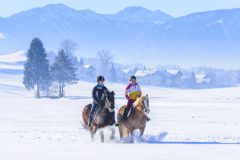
[87, 126, 92, 131]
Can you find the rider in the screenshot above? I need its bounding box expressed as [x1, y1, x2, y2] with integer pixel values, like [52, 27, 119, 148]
[123, 76, 141, 120]
[123, 75, 150, 121]
[88, 76, 108, 128]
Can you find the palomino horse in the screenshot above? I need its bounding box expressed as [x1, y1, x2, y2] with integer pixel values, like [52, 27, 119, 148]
[117, 95, 150, 140]
[82, 91, 116, 142]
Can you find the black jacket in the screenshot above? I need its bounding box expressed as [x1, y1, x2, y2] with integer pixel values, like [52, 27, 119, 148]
[92, 84, 108, 104]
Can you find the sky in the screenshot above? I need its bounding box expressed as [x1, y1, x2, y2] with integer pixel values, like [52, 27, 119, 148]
[1, 0, 240, 17]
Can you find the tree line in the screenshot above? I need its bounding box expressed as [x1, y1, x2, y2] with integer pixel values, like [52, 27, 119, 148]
[23, 38, 78, 98]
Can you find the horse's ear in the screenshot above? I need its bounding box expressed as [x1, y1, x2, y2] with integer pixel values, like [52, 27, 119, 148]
[146, 94, 148, 97]
[112, 91, 115, 96]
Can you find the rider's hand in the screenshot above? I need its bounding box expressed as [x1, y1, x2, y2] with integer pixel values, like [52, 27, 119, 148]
[126, 95, 131, 101]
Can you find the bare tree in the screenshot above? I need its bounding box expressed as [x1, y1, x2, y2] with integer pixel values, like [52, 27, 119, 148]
[60, 39, 78, 60]
[97, 50, 113, 77]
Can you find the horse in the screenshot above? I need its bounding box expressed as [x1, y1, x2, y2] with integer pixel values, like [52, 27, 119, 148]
[82, 90, 116, 142]
[117, 95, 150, 141]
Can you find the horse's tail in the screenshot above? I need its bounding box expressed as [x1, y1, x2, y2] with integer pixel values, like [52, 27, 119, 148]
[116, 105, 126, 124]
[80, 120, 87, 130]
[82, 104, 92, 129]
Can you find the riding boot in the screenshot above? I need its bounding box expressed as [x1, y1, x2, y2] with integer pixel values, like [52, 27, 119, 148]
[87, 116, 93, 129]
[88, 103, 97, 129]
[123, 107, 131, 121]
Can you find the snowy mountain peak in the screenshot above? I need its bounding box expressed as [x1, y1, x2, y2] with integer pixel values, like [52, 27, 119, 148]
[41, 3, 78, 13]
[44, 3, 70, 9]
[118, 6, 153, 14]
[9, 3, 78, 19]
[116, 6, 172, 22]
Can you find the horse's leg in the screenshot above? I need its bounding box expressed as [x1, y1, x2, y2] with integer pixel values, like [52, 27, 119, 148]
[129, 130, 134, 143]
[91, 126, 97, 142]
[99, 130, 104, 143]
[140, 122, 146, 140]
[109, 126, 115, 140]
[118, 124, 123, 139]
[91, 131, 95, 141]
[140, 128, 145, 140]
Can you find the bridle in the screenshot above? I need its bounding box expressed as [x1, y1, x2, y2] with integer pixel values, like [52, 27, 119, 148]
[135, 96, 150, 114]
[143, 97, 150, 113]
[103, 91, 115, 113]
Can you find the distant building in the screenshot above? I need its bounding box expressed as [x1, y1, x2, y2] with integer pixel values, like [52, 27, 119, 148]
[77, 64, 98, 81]
[195, 73, 210, 84]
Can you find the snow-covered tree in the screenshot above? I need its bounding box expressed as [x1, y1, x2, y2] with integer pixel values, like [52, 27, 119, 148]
[237, 70, 240, 84]
[51, 49, 78, 97]
[206, 72, 217, 87]
[23, 37, 50, 98]
[72, 56, 79, 66]
[79, 57, 84, 67]
[109, 63, 117, 82]
[189, 72, 197, 88]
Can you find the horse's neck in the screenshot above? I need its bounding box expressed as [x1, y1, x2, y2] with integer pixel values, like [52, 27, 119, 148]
[134, 104, 143, 111]
[130, 106, 142, 117]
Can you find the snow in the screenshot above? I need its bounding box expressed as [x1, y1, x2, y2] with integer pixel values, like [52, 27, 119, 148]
[195, 72, 210, 83]
[83, 64, 96, 70]
[0, 50, 26, 63]
[0, 64, 23, 70]
[0, 51, 25, 71]
[216, 19, 224, 24]
[0, 32, 6, 39]
[135, 69, 154, 77]
[0, 73, 240, 160]
[122, 68, 130, 74]
[166, 69, 179, 75]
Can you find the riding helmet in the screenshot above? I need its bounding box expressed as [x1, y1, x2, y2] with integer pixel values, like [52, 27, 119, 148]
[97, 76, 105, 82]
[130, 75, 136, 81]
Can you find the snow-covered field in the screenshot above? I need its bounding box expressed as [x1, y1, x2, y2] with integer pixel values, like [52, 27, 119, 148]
[0, 73, 240, 160]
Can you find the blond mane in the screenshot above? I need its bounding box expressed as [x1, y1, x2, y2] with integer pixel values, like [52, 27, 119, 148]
[133, 95, 148, 111]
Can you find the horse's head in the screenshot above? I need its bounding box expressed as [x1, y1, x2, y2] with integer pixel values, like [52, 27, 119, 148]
[103, 90, 115, 112]
[134, 94, 150, 113]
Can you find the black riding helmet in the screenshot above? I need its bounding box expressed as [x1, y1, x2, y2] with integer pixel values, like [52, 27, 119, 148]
[130, 75, 136, 81]
[97, 76, 105, 82]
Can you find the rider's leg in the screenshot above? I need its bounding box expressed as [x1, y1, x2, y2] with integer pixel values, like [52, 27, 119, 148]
[88, 103, 97, 128]
[123, 107, 131, 120]
[123, 100, 134, 120]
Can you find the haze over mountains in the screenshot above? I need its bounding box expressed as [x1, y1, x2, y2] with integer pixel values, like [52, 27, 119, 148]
[0, 4, 240, 68]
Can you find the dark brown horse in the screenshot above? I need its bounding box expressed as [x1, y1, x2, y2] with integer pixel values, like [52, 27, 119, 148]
[82, 91, 115, 142]
[117, 95, 150, 141]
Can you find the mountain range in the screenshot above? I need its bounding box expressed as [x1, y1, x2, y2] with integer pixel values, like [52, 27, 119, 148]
[0, 4, 240, 68]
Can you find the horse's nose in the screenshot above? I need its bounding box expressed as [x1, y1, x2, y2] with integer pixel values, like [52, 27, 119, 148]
[145, 108, 150, 113]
